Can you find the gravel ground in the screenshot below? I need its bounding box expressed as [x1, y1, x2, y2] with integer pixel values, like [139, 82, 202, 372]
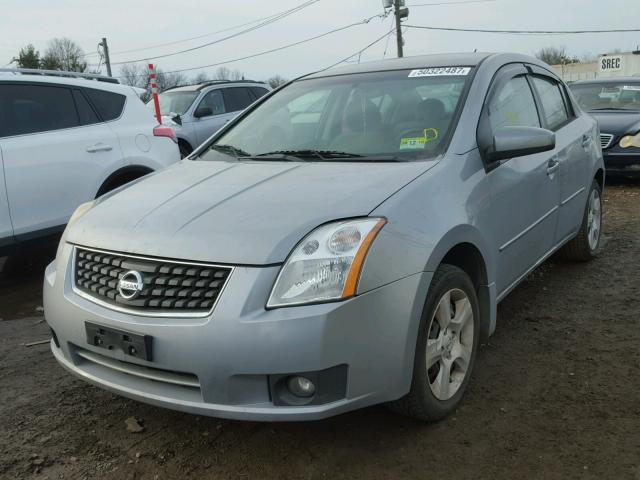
[0, 184, 638, 480]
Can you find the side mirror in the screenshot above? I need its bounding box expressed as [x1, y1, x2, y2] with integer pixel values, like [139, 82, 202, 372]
[489, 126, 555, 162]
[194, 106, 213, 118]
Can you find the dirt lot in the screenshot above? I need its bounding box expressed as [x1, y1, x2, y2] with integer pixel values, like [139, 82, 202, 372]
[1, 184, 638, 480]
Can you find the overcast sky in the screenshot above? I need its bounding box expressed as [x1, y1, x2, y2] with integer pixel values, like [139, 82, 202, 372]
[2, 0, 639, 81]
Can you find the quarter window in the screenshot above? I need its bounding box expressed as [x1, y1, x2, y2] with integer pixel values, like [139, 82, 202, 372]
[223, 87, 254, 112]
[488, 76, 540, 131]
[531, 76, 569, 130]
[84, 88, 126, 121]
[0, 84, 79, 137]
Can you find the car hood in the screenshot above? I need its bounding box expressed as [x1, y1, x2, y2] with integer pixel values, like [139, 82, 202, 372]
[588, 110, 640, 135]
[68, 159, 436, 265]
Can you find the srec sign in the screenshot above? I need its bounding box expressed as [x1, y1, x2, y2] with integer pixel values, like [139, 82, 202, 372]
[600, 56, 623, 72]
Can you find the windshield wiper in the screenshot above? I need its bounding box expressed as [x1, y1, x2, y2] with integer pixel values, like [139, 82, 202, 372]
[253, 149, 364, 160]
[209, 144, 251, 158]
[590, 107, 637, 111]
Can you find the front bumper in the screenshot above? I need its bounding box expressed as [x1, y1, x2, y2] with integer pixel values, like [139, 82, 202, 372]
[603, 150, 640, 177]
[44, 243, 431, 421]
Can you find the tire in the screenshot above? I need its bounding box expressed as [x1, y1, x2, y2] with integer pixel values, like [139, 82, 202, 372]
[179, 142, 192, 159]
[387, 264, 480, 422]
[559, 179, 602, 262]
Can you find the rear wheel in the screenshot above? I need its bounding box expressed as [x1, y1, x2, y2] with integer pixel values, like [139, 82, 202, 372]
[559, 179, 602, 261]
[387, 264, 480, 421]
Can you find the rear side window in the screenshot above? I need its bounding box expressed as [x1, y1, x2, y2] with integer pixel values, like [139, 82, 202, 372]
[488, 76, 540, 131]
[223, 87, 254, 112]
[250, 86, 269, 99]
[84, 88, 126, 121]
[0, 84, 79, 137]
[531, 76, 569, 130]
[72, 90, 100, 125]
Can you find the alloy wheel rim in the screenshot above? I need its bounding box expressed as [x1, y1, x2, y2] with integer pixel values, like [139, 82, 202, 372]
[426, 288, 474, 401]
[587, 189, 601, 251]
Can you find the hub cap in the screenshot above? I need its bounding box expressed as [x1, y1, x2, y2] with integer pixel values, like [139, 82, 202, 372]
[587, 189, 601, 251]
[426, 288, 474, 401]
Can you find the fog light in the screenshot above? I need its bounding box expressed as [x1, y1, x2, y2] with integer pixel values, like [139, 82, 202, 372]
[287, 376, 316, 397]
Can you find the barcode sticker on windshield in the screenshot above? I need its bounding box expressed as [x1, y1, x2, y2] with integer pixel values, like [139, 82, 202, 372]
[408, 67, 471, 77]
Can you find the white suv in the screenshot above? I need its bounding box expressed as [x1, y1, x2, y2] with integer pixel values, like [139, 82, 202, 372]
[0, 69, 180, 255]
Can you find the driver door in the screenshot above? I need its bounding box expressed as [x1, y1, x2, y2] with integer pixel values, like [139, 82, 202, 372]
[193, 89, 234, 145]
[480, 65, 561, 296]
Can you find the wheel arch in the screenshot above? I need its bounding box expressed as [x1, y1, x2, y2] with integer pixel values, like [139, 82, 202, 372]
[594, 167, 604, 191]
[96, 165, 154, 198]
[424, 226, 496, 339]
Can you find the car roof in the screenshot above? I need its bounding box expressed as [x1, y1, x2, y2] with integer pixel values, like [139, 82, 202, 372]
[166, 80, 269, 93]
[0, 72, 138, 95]
[304, 52, 553, 79]
[571, 77, 640, 85]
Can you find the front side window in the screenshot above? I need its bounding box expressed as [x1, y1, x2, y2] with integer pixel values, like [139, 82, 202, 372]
[570, 81, 640, 111]
[487, 76, 540, 132]
[531, 76, 569, 130]
[198, 90, 226, 116]
[199, 68, 472, 161]
[153, 91, 199, 116]
[0, 84, 79, 137]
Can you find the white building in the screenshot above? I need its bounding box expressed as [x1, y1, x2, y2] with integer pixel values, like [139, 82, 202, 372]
[552, 51, 640, 82]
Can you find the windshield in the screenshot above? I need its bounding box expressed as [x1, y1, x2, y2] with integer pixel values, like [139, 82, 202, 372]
[198, 68, 472, 162]
[149, 91, 199, 116]
[570, 82, 640, 111]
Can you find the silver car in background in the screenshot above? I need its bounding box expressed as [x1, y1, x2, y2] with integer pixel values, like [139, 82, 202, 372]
[150, 80, 271, 158]
[45, 53, 604, 422]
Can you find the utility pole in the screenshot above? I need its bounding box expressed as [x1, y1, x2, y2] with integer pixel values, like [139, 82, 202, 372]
[100, 37, 112, 77]
[393, 0, 409, 58]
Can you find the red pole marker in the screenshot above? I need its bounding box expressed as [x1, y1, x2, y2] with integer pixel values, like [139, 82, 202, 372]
[148, 63, 162, 124]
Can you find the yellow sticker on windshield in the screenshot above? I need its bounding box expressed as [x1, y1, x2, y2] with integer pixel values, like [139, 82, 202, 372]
[399, 128, 439, 150]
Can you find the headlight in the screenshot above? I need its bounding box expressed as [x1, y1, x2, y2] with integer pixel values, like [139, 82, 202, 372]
[267, 218, 386, 308]
[619, 132, 640, 148]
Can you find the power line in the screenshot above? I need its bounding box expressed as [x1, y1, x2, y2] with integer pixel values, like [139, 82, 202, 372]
[85, 0, 320, 59]
[112, 0, 320, 65]
[404, 24, 640, 34]
[324, 28, 396, 70]
[407, 0, 495, 6]
[119, 13, 388, 78]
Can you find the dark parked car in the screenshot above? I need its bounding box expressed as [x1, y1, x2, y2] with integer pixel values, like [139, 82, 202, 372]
[570, 78, 640, 178]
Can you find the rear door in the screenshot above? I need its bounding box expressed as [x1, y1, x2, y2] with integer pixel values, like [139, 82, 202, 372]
[479, 65, 561, 296]
[0, 82, 122, 237]
[0, 145, 14, 247]
[528, 68, 593, 242]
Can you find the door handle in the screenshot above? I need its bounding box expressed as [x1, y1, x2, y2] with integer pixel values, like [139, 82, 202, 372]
[86, 143, 113, 153]
[581, 134, 591, 149]
[547, 158, 560, 176]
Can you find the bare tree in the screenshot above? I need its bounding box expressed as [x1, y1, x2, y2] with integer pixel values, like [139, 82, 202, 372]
[41, 37, 88, 72]
[214, 67, 245, 81]
[192, 71, 209, 84]
[119, 63, 148, 89]
[214, 67, 231, 80]
[156, 69, 187, 91]
[266, 75, 288, 89]
[535, 46, 578, 65]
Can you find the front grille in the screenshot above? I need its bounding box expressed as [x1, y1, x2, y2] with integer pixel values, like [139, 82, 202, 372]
[74, 247, 232, 315]
[600, 133, 614, 149]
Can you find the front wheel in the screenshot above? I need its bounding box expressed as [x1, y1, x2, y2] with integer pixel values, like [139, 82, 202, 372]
[387, 264, 480, 421]
[559, 179, 602, 261]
